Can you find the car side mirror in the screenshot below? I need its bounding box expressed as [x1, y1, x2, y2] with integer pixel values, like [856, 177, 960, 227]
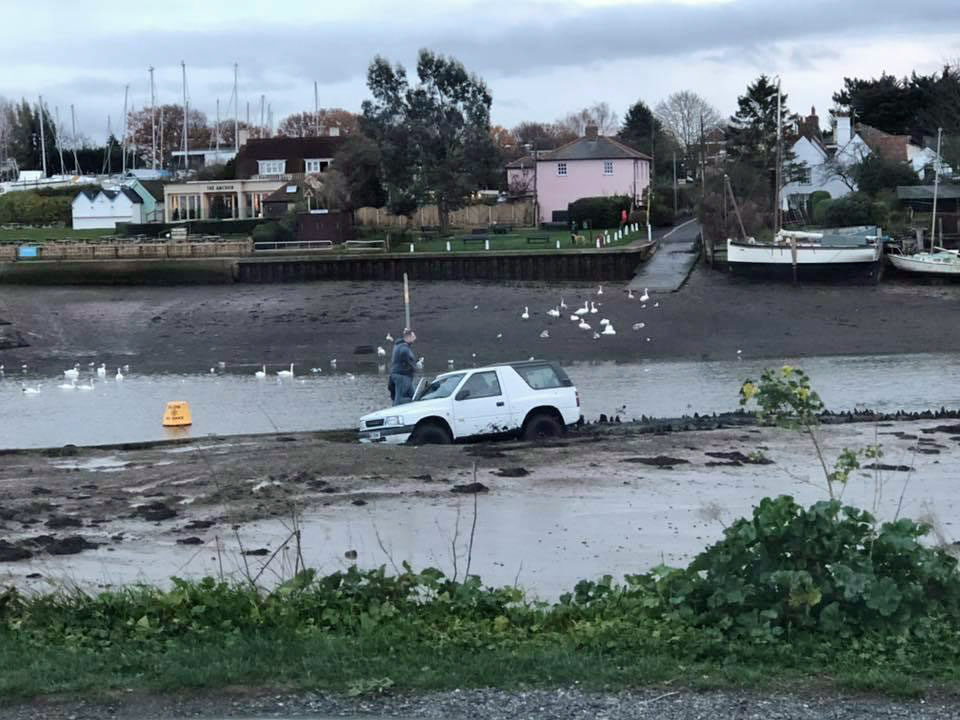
[455, 389, 470, 401]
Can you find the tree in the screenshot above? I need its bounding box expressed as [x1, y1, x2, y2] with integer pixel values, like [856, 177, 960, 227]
[655, 90, 721, 152]
[361, 49, 497, 231]
[852, 154, 921, 196]
[276, 109, 359, 137]
[4, 98, 59, 174]
[512, 121, 576, 151]
[557, 102, 619, 136]
[832, 73, 917, 135]
[332, 133, 386, 210]
[617, 99, 681, 181]
[126, 104, 210, 169]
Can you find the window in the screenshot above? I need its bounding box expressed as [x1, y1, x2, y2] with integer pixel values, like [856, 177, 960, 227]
[257, 159, 286, 175]
[513, 363, 571, 390]
[457, 371, 502, 400]
[603, 160, 614, 175]
[417, 373, 466, 401]
[557, 162, 567, 176]
[305, 158, 331, 174]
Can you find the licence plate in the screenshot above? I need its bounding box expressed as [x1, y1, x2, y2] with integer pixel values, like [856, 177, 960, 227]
[368, 431, 381, 440]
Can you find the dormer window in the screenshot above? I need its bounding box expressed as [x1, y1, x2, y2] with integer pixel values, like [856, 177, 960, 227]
[258, 160, 286, 175]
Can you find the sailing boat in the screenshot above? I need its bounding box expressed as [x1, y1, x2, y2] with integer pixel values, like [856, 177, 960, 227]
[887, 128, 960, 277]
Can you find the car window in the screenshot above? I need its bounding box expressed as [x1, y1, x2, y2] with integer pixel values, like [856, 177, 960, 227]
[513, 363, 568, 390]
[458, 371, 502, 400]
[417, 373, 465, 401]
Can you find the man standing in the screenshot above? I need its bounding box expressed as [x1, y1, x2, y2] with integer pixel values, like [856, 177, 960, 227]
[389, 328, 418, 406]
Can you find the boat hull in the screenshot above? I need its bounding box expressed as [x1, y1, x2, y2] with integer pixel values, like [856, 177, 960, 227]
[727, 240, 882, 280]
[888, 253, 960, 277]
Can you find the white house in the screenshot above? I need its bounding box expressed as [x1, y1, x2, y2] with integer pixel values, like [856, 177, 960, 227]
[71, 188, 145, 230]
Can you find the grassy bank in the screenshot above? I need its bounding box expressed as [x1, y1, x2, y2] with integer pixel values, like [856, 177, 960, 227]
[0, 227, 115, 243]
[355, 227, 646, 253]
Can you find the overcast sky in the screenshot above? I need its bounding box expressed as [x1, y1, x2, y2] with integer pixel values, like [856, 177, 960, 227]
[3, 0, 959, 144]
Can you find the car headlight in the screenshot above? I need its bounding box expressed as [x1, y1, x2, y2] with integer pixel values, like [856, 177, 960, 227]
[383, 416, 402, 426]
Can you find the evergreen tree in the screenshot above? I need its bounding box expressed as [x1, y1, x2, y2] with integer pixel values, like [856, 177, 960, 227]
[618, 99, 681, 181]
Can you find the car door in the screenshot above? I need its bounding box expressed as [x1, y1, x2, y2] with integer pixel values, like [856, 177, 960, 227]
[452, 370, 514, 437]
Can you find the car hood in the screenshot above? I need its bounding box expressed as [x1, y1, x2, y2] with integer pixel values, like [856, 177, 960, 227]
[361, 397, 450, 423]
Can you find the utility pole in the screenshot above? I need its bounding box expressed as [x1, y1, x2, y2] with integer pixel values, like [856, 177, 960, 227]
[54, 106, 66, 175]
[314, 80, 319, 136]
[149, 66, 156, 169]
[930, 127, 943, 251]
[182, 61, 189, 170]
[233, 63, 239, 153]
[774, 77, 783, 235]
[121, 84, 129, 174]
[37, 95, 47, 177]
[672, 150, 678, 216]
[70, 105, 80, 174]
[267, 103, 273, 137]
[260, 95, 265, 138]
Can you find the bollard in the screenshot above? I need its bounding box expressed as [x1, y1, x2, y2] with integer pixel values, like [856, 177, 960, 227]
[409, 243, 414, 253]
[596, 238, 601, 249]
[555, 239, 560, 249]
[162, 401, 192, 427]
[485, 239, 490, 251]
[446, 241, 451, 252]
[647, 224, 652, 242]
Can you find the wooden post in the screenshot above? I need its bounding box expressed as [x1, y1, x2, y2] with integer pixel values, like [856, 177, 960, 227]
[403, 273, 411, 330]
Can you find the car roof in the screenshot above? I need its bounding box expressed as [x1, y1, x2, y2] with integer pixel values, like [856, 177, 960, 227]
[431, 360, 557, 380]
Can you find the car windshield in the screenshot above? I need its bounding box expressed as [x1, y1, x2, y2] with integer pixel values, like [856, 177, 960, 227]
[416, 373, 465, 401]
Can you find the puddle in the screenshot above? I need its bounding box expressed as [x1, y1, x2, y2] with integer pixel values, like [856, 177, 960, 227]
[50, 456, 130, 472]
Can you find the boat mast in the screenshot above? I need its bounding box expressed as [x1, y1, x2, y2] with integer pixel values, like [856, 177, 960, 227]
[215, 98, 220, 164]
[149, 66, 156, 170]
[121, 84, 129, 174]
[774, 77, 782, 235]
[54, 106, 66, 175]
[159, 107, 164, 171]
[260, 94, 265, 138]
[233, 63, 239, 153]
[37, 95, 47, 177]
[182, 61, 189, 171]
[930, 127, 943, 250]
[70, 105, 80, 174]
[314, 80, 319, 136]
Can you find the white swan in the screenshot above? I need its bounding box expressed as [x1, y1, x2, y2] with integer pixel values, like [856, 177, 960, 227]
[78, 379, 95, 391]
[255, 365, 267, 379]
[546, 307, 560, 318]
[377, 346, 387, 358]
[639, 288, 650, 302]
[330, 359, 337, 368]
[578, 320, 591, 331]
[277, 363, 295, 378]
[602, 324, 616, 335]
[22, 385, 41, 395]
[597, 285, 604, 295]
[59, 379, 77, 390]
[115, 368, 124, 381]
[574, 302, 589, 316]
[599, 318, 610, 326]
[559, 297, 567, 309]
[96, 363, 106, 378]
[589, 301, 598, 314]
[539, 330, 550, 338]
[63, 365, 80, 380]
[627, 289, 635, 300]
[570, 315, 580, 322]
[521, 306, 530, 320]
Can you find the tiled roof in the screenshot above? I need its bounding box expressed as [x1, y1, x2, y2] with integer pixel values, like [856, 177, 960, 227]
[237, 136, 345, 161]
[505, 155, 536, 169]
[541, 135, 651, 161]
[858, 124, 909, 163]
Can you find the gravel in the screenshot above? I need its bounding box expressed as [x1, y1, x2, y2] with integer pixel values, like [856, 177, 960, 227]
[2, 688, 958, 720]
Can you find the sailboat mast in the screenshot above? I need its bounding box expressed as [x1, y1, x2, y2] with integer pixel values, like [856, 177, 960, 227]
[182, 61, 189, 170]
[70, 105, 80, 174]
[54, 106, 66, 175]
[930, 127, 943, 250]
[314, 80, 319, 136]
[774, 77, 782, 235]
[37, 95, 47, 177]
[149, 66, 156, 169]
[233, 63, 239, 153]
[121, 84, 129, 174]
[159, 108, 164, 171]
[260, 95, 265, 138]
[215, 98, 220, 164]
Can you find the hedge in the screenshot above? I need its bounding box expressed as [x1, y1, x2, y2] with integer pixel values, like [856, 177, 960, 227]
[119, 219, 268, 237]
[0, 191, 74, 225]
[567, 195, 631, 229]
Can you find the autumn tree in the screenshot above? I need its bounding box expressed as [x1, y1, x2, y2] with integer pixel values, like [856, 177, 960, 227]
[126, 104, 210, 168]
[276, 108, 359, 137]
[361, 50, 496, 231]
[511, 121, 576, 151]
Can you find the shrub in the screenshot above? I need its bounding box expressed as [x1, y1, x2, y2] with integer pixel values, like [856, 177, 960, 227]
[650, 196, 675, 227]
[251, 222, 289, 244]
[808, 190, 831, 213]
[816, 192, 887, 227]
[854, 154, 921, 196]
[567, 195, 631, 229]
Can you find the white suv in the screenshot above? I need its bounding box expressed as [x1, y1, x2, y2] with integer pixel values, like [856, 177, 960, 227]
[358, 361, 581, 444]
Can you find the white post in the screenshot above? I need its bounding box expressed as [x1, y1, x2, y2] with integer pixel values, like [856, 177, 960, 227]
[484, 239, 490, 250]
[446, 241, 451, 252]
[409, 243, 414, 253]
[555, 239, 560, 249]
[596, 238, 601, 249]
[647, 224, 652, 242]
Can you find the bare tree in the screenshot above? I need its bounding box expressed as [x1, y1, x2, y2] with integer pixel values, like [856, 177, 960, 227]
[655, 90, 722, 150]
[558, 102, 620, 136]
[0, 96, 12, 160]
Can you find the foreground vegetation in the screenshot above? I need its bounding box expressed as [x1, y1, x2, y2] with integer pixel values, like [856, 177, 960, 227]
[0, 227, 114, 243]
[3, 368, 958, 701]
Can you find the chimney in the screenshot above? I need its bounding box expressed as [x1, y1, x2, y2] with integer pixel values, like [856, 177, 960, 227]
[833, 113, 852, 146]
[585, 124, 599, 141]
[237, 128, 249, 148]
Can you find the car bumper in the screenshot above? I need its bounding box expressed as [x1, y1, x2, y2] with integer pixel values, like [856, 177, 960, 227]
[358, 425, 415, 444]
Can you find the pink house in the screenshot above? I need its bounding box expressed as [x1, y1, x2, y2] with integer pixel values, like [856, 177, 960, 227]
[534, 126, 651, 224]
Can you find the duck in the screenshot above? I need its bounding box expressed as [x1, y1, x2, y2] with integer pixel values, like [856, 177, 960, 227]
[448, 359, 455, 367]
[592, 332, 601, 340]
[255, 365, 267, 379]
[546, 307, 561, 319]
[539, 330, 550, 339]
[521, 306, 530, 320]
[115, 368, 124, 381]
[639, 288, 650, 302]
[96, 363, 107, 378]
[653, 301, 660, 308]
[330, 358, 337, 368]
[122, 364, 130, 373]
[578, 320, 591, 331]
[310, 367, 322, 374]
[63, 364, 80, 380]
[602, 324, 616, 336]
[377, 346, 387, 358]
[570, 315, 580, 322]
[277, 363, 295, 378]
[497, 333, 503, 339]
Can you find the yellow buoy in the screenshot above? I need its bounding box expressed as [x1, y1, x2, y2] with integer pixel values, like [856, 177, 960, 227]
[162, 401, 193, 427]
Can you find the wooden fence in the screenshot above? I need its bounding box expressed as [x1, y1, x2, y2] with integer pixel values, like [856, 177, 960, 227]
[354, 200, 534, 229]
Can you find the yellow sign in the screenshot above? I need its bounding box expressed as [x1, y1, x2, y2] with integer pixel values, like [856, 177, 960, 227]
[162, 401, 193, 427]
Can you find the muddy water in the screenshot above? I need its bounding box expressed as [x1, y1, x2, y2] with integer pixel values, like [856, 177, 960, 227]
[3, 422, 956, 600]
[2, 352, 960, 450]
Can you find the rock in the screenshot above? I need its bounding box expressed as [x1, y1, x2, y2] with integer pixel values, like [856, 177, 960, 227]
[45, 515, 83, 529]
[351, 499, 368, 506]
[60, 444, 80, 457]
[411, 474, 433, 482]
[243, 548, 270, 556]
[184, 519, 215, 530]
[451, 482, 490, 494]
[45, 536, 99, 555]
[30, 486, 52, 495]
[25, 572, 42, 579]
[0, 540, 31, 562]
[705, 451, 774, 465]
[494, 467, 530, 478]
[176, 537, 205, 545]
[621, 456, 690, 467]
[863, 463, 915, 472]
[137, 502, 177, 522]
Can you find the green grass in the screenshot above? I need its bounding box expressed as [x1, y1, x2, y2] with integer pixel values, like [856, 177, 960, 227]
[355, 227, 645, 254]
[0, 227, 115, 242]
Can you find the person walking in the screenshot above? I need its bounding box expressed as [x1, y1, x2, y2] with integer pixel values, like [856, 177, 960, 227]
[389, 328, 418, 406]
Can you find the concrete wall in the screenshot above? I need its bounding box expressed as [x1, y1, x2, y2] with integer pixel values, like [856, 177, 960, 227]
[536, 158, 649, 223]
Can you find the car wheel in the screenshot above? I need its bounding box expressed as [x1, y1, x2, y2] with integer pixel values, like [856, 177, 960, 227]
[523, 412, 563, 442]
[409, 422, 452, 445]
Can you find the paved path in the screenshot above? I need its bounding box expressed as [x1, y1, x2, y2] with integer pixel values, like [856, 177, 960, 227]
[628, 219, 700, 292]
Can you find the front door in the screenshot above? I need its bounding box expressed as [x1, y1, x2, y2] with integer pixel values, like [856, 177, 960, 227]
[453, 370, 514, 437]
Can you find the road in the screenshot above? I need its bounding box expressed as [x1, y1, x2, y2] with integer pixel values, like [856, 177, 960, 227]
[628, 219, 700, 292]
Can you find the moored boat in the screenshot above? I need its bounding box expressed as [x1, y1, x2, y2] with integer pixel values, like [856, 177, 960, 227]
[888, 248, 960, 276]
[727, 227, 883, 279]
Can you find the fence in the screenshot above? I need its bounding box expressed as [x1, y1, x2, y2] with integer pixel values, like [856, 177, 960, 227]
[0, 238, 253, 262]
[354, 200, 534, 229]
